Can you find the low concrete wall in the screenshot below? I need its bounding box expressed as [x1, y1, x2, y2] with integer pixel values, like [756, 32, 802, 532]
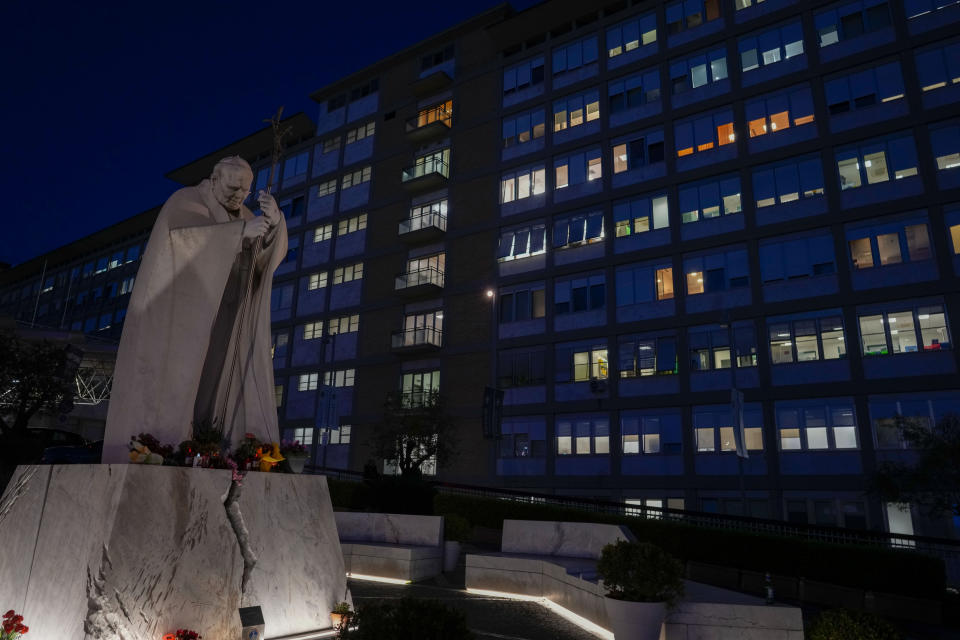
[335, 512, 443, 582]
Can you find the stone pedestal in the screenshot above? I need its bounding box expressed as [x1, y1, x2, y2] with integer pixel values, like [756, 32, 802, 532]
[0, 464, 349, 639]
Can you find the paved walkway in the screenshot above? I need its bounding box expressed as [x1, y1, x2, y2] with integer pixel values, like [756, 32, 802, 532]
[348, 566, 597, 640]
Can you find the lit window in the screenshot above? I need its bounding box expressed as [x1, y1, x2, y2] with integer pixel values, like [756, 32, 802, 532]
[298, 373, 319, 391]
[308, 272, 327, 290]
[313, 225, 333, 243]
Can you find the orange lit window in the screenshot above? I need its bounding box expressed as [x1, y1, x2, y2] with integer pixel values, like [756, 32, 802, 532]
[748, 118, 767, 137]
[794, 114, 815, 126]
[717, 123, 735, 145]
[697, 142, 715, 152]
[677, 147, 694, 157]
[769, 111, 790, 132]
[686, 271, 704, 295]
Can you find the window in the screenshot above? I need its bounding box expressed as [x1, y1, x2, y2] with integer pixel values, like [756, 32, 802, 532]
[622, 412, 682, 454]
[554, 148, 602, 189]
[555, 344, 609, 382]
[906, 0, 960, 17]
[739, 21, 805, 72]
[553, 89, 600, 131]
[613, 130, 665, 173]
[271, 284, 293, 311]
[616, 262, 674, 306]
[307, 272, 328, 290]
[555, 275, 605, 314]
[760, 233, 836, 281]
[500, 419, 546, 458]
[836, 133, 919, 189]
[930, 122, 960, 172]
[98, 314, 111, 330]
[284, 151, 309, 179]
[321, 136, 341, 154]
[619, 334, 678, 377]
[553, 211, 604, 249]
[422, 43, 454, 71]
[500, 285, 546, 322]
[556, 416, 609, 455]
[125, 245, 141, 263]
[298, 373, 319, 391]
[345, 121, 375, 144]
[815, 0, 891, 48]
[501, 164, 546, 203]
[404, 254, 445, 282]
[409, 199, 448, 229]
[666, 0, 722, 34]
[341, 166, 371, 189]
[858, 304, 950, 355]
[607, 11, 657, 57]
[503, 56, 545, 95]
[328, 314, 359, 335]
[776, 399, 858, 450]
[313, 224, 333, 243]
[916, 41, 960, 94]
[317, 179, 337, 198]
[274, 385, 284, 408]
[674, 108, 735, 157]
[768, 314, 847, 363]
[689, 325, 735, 370]
[349, 78, 378, 103]
[684, 248, 749, 295]
[254, 167, 270, 194]
[503, 108, 545, 148]
[498, 224, 547, 261]
[613, 193, 669, 236]
[119, 277, 135, 296]
[746, 85, 815, 138]
[670, 48, 728, 94]
[303, 321, 323, 340]
[869, 393, 960, 449]
[825, 62, 905, 115]
[498, 349, 546, 387]
[609, 69, 661, 112]
[324, 369, 356, 387]
[280, 196, 305, 220]
[95, 257, 108, 274]
[337, 213, 367, 236]
[734, 323, 759, 367]
[678, 174, 741, 223]
[326, 424, 350, 445]
[753, 156, 825, 207]
[272, 332, 289, 360]
[108, 251, 123, 270]
[401, 370, 440, 407]
[847, 217, 932, 269]
[552, 36, 599, 75]
[694, 405, 764, 453]
[332, 263, 363, 284]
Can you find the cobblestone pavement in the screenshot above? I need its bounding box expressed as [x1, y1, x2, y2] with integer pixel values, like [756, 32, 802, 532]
[348, 577, 598, 640]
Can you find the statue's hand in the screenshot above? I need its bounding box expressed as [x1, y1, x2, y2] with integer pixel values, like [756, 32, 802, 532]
[243, 217, 271, 239]
[257, 190, 282, 226]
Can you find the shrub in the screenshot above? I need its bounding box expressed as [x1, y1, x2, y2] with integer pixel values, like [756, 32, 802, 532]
[598, 541, 684, 606]
[807, 609, 901, 640]
[444, 513, 472, 542]
[338, 598, 472, 640]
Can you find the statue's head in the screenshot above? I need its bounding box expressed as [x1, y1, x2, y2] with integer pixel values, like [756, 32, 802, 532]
[210, 156, 254, 213]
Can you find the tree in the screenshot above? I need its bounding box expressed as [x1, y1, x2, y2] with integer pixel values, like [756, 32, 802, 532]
[871, 413, 960, 518]
[0, 331, 79, 436]
[368, 390, 457, 478]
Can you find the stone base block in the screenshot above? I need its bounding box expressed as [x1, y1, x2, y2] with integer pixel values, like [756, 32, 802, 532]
[0, 465, 349, 639]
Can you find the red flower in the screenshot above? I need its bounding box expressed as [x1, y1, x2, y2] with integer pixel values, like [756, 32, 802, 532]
[17, 623, 28, 633]
[2, 610, 13, 618]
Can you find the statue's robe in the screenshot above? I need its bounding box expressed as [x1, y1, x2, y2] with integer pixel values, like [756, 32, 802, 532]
[102, 179, 287, 463]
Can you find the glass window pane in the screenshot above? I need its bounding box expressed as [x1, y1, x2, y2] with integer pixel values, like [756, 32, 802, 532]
[838, 156, 862, 190]
[863, 150, 889, 184]
[696, 428, 714, 452]
[860, 314, 888, 355]
[905, 224, 931, 261]
[780, 428, 801, 450]
[888, 311, 918, 353]
[918, 307, 949, 350]
[876, 233, 902, 266]
[850, 237, 874, 269]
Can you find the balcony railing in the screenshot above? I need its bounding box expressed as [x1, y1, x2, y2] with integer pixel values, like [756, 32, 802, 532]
[405, 106, 452, 133]
[391, 326, 443, 349]
[395, 266, 445, 291]
[401, 157, 449, 183]
[398, 211, 447, 236]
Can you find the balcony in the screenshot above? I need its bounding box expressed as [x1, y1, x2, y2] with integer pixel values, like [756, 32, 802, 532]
[411, 70, 452, 97]
[398, 211, 447, 243]
[401, 155, 449, 191]
[391, 326, 443, 352]
[395, 266, 444, 296]
[405, 105, 452, 143]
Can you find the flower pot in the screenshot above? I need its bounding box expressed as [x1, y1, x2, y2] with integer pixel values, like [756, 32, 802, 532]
[443, 540, 461, 572]
[604, 596, 666, 640]
[287, 454, 308, 473]
[331, 612, 351, 629]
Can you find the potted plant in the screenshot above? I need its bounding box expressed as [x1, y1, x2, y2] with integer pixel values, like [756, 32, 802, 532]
[597, 540, 684, 640]
[442, 514, 472, 572]
[330, 602, 353, 630]
[1, 610, 28, 639]
[280, 439, 309, 473]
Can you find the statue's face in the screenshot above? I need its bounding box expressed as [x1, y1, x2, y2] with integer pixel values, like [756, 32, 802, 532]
[211, 166, 253, 212]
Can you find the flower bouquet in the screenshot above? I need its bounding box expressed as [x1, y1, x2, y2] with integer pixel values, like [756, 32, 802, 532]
[1, 610, 28, 639]
[162, 630, 202, 640]
[280, 439, 309, 473]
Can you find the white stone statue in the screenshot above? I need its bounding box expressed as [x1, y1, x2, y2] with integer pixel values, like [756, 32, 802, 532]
[102, 156, 288, 462]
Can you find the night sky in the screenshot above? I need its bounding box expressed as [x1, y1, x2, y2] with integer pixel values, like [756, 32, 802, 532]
[0, 0, 541, 267]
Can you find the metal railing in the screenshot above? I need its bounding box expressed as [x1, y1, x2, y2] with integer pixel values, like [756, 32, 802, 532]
[401, 157, 449, 182]
[394, 266, 445, 290]
[398, 211, 447, 235]
[405, 106, 452, 133]
[315, 467, 960, 585]
[391, 326, 442, 349]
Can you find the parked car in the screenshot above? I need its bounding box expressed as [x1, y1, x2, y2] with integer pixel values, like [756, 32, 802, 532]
[40, 439, 103, 464]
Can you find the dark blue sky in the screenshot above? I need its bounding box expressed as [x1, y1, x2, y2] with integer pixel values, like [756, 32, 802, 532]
[0, 0, 540, 267]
